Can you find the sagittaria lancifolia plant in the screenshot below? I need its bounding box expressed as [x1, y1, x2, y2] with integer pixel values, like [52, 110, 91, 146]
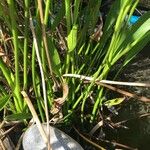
[0, 0, 150, 124]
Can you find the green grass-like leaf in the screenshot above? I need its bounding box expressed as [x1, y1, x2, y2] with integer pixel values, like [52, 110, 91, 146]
[5, 113, 31, 121]
[0, 95, 11, 111]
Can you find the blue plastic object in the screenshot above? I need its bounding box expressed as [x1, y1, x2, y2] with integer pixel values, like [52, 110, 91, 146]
[129, 15, 140, 25]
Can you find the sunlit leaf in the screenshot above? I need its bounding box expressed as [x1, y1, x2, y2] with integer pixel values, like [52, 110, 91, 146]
[123, 12, 150, 66]
[47, 37, 61, 76]
[104, 97, 125, 108]
[67, 25, 78, 52]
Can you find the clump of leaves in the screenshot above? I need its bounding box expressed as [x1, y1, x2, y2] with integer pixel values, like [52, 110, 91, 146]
[0, 0, 150, 125]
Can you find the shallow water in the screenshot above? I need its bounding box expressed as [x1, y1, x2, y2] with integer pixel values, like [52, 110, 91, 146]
[113, 45, 150, 150]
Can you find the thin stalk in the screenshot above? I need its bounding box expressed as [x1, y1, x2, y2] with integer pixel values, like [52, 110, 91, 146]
[7, 0, 23, 112]
[37, 2, 52, 148]
[91, 88, 103, 121]
[71, 58, 75, 102]
[32, 45, 45, 122]
[76, 65, 103, 120]
[44, 0, 51, 25]
[21, 91, 48, 144]
[65, 0, 71, 73]
[31, 2, 45, 122]
[23, 0, 30, 90]
[65, 0, 71, 34]
[30, 14, 51, 150]
[74, 0, 80, 24]
[37, 0, 53, 78]
[43, 0, 51, 68]
[41, 0, 51, 72]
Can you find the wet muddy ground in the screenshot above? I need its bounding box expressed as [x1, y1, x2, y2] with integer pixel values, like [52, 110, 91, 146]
[113, 43, 150, 150]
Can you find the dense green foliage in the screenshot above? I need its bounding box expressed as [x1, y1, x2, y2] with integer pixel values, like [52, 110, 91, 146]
[0, 0, 150, 124]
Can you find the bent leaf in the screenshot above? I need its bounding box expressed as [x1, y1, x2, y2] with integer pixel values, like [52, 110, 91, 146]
[5, 113, 31, 121]
[104, 97, 125, 108]
[0, 95, 11, 111]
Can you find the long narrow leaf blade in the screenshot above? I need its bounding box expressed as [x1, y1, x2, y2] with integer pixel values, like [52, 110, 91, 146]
[0, 95, 11, 111]
[5, 113, 31, 121]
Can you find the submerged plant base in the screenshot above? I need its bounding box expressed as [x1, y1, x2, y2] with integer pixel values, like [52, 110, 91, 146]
[22, 124, 84, 150]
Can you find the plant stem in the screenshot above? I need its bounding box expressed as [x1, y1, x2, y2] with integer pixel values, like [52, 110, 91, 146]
[37, 0, 53, 78]
[30, 14, 51, 149]
[23, 0, 30, 91]
[7, 0, 23, 112]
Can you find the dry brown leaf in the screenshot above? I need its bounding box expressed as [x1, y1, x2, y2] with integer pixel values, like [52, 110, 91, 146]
[50, 82, 69, 115]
